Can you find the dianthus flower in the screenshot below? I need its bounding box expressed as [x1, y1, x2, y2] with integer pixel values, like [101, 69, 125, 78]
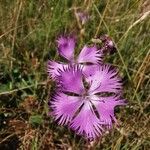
[76, 11, 90, 25]
[50, 65, 126, 140]
[100, 35, 116, 54]
[47, 36, 103, 79]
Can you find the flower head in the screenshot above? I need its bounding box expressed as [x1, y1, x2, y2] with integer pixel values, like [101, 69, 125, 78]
[50, 65, 126, 140]
[76, 11, 90, 25]
[47, 36, 103, 79]
[100, 35, 117, 54]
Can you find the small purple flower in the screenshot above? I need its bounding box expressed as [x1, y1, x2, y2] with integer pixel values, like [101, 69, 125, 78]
[50, 65, 126, 140]
[47, 36, 103, 79]
[100, 35, 117, 54]
[76, 11, 90, 25]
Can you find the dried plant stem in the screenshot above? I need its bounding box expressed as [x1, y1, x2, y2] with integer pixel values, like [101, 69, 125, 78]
[118, 10, 150, 43]
[0, 25, 26, 39]
[94, 0, 110, 37]
[134, 49, 150, 83]
[132, 50, 150, 101]
[0, 82, 47, 96]
[0, 133, 16, 144]
[11, 0, 23, 49]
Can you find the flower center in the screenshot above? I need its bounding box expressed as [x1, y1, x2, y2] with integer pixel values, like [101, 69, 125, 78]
[81, 90, 91, 101]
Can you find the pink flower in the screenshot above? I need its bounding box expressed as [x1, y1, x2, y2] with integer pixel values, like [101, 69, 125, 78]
[100, 35, 117, 54]
[76, 11, 90, 25]
[50, 65, 126, 140]
[47, 36, 103, 79]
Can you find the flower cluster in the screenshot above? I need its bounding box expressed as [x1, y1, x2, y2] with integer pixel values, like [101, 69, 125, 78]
[47, 35, 126, 140]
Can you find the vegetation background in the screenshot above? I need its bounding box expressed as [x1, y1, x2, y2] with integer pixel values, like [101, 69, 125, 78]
[0, 0, 149, 149]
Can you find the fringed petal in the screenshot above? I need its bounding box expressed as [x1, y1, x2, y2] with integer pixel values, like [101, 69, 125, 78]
[70, 101, 103, 140]
[50, 92, 83, 125]
[57, 65, 84, 94]
[57, 36, 75, 61]
[92, 96, 126, 128]
[77, 45, 103, 64]
[87, 64, 122, 95]
[47, 60, 67, 80]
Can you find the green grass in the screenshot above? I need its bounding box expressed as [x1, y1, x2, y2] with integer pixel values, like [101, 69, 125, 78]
[0, 0, 150, 149]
